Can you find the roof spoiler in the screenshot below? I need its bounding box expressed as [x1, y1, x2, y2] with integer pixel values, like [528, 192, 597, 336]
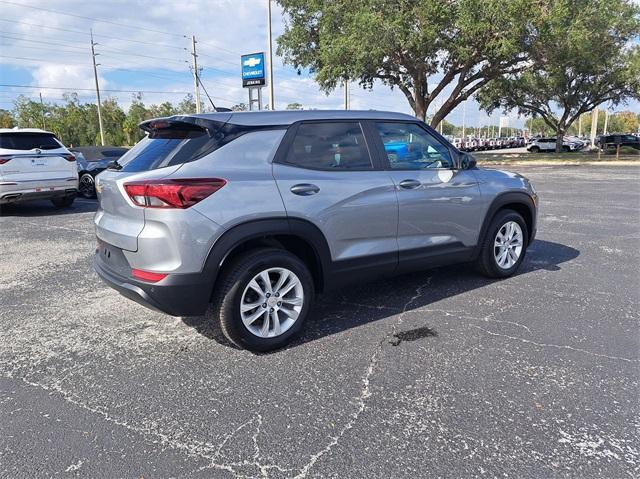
[138, 114, 232, 135]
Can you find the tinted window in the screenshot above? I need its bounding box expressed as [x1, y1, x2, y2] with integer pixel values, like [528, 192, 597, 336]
[284, 122, 372, 170]
[375, 122, 453, 169]
[118, 122, 222, 172]
[0, 133, 62, 150]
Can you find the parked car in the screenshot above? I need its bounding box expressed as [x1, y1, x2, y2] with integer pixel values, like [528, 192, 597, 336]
[0, 128, 78, 211]
[596, 134, 640, 151]
[527, 137, 582, 152]
[70, 146, 129, 198]
[94, 111, 538, 351]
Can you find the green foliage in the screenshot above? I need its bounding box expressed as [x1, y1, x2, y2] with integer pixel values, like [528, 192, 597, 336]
[9, 93, 199, 147]
[276, 0, 532, 125]
[0, 109, 14, 128]
[286, 102, 303, 110]
[478, 0, 640, 150]
[231, 103, 248, 111]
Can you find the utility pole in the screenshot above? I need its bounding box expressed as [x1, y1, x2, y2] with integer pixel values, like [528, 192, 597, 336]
[578, 114, 582, 137]
[90, 30, 105, 146]
[590, 107, 599, 148]
[191, 36, 201, 114]
[461, 100, 466, 139]
[603, 109, 609, 135]
[39, 92, 46, 130]
[267, 0, 275, 110]
[343, 81, 349, 110]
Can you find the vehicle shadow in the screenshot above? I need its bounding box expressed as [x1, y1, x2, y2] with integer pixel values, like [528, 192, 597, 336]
[182, 239, 580, 353]
[0, 199, 98, 217]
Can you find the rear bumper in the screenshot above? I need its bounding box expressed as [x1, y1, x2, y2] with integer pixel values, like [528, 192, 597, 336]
[94, 248, 214, 317]
[0, 179, 77, 204]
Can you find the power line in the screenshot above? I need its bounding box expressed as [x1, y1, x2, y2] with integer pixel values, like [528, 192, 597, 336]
[0, 18, 188, 50]
[0, 83, 191, 94]
[0, 0, 188, 38]
[0, 54, 87, 66]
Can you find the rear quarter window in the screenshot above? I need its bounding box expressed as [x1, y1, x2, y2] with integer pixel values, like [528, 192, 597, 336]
[0, 133, 62, 150]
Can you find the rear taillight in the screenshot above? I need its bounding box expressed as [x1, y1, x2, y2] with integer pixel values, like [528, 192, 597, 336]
[131, 268, 167, 282]
[0, 155, 12, 164]
[123, 178, 226, 209]
[63, 154, 76, 162]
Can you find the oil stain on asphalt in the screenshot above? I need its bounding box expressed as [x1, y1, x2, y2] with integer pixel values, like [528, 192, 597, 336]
[389, 326, 438, 346]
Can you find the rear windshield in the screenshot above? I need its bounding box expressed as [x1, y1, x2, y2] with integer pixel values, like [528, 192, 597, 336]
[0, 133, 62, 150]
[116, 120, 276, 172]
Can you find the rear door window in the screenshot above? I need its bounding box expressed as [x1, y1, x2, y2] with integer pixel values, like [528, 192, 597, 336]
[0, 133, 62, 150]
[283, 122, 373, 170]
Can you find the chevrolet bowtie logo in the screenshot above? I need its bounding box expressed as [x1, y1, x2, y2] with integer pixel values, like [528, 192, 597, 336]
[243, 57, 261, 68]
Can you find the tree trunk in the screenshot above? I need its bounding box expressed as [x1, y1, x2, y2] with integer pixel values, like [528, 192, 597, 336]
[555, 127, 565, 153]
[414, 94, 427, 122]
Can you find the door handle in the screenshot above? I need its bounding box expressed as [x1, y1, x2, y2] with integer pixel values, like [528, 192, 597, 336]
[399, 179, 421, 189]
[290, 183, 320, 196]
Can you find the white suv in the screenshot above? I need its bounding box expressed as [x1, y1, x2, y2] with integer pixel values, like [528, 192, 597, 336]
[0, 128, 78, 211]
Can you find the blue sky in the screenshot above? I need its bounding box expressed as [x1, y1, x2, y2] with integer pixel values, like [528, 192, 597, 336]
[0, 0, 637, 130]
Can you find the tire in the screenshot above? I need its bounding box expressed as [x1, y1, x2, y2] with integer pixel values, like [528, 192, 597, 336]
[562, 145, 571, 152]
[51, 195, 75, 208]
[476, 209, 528, 279]
[529, 146, 540, 153]
[211, 248, 314, 352]
[78, 173, 96, 198]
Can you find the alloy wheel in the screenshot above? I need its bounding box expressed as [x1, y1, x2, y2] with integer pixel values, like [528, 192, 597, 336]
[494, 221, 523, 269]
[240, 267, 304, 338]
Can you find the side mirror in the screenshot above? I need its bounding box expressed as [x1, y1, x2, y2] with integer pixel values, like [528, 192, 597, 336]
[460, 153, 477, 170]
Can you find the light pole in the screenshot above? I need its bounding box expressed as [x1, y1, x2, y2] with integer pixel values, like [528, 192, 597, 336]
[267, 0, 275, 110]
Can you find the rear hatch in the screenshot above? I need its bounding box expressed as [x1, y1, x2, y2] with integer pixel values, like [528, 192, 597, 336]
[94, 114, 231, 252]
[0, 132, 76, 186]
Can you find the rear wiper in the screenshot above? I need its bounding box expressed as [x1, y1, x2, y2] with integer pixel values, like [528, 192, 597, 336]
[107, 159, 122, 170]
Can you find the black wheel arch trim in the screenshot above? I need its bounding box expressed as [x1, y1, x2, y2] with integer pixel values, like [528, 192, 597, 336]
[201, 217, 333, 294]
[477, 192, 537, 253]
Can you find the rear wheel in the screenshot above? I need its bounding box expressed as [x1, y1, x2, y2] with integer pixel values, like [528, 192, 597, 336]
[51, 195, 75, 208]
[529, 146, 540, 153]
[476, 209, 528, 278]
[212, 248, 314, 352]
[562, 145, 571, 152]
[78, 173, 96, 198]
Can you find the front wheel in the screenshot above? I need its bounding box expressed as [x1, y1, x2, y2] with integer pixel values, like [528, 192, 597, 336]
[529, 146, 540, 153]
[476, 209, 528, 278]
[212, 248, 314, 352]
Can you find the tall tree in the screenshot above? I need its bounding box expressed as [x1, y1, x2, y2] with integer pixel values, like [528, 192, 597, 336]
[478, 0, 640, 152]
[276, 0, 532, 126]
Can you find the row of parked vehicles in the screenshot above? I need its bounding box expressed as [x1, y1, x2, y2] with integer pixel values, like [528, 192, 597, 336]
[451, 136, 527, 152]
[0, 127, 128, 212]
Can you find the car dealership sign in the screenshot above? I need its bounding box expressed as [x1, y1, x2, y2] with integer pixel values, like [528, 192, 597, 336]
[241, 52, 266, 87]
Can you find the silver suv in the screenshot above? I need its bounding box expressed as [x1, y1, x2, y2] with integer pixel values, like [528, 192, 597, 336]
[94, 111, 538, 351]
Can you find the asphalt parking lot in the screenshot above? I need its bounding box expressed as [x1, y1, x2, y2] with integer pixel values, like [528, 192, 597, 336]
[1, 165, 638, 478]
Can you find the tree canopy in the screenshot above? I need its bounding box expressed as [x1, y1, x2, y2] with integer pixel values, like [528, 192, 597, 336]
[276, 0, 532, 126]
[478, 0, 640, 150]
[8, 92, 203, 147]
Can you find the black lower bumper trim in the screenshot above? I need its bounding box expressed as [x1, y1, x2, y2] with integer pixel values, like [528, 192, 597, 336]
[94, 253, 213, 317]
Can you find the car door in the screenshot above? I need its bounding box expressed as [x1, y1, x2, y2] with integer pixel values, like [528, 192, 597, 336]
[272, 120, 399, 276]
[367, 120, 483, 270]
